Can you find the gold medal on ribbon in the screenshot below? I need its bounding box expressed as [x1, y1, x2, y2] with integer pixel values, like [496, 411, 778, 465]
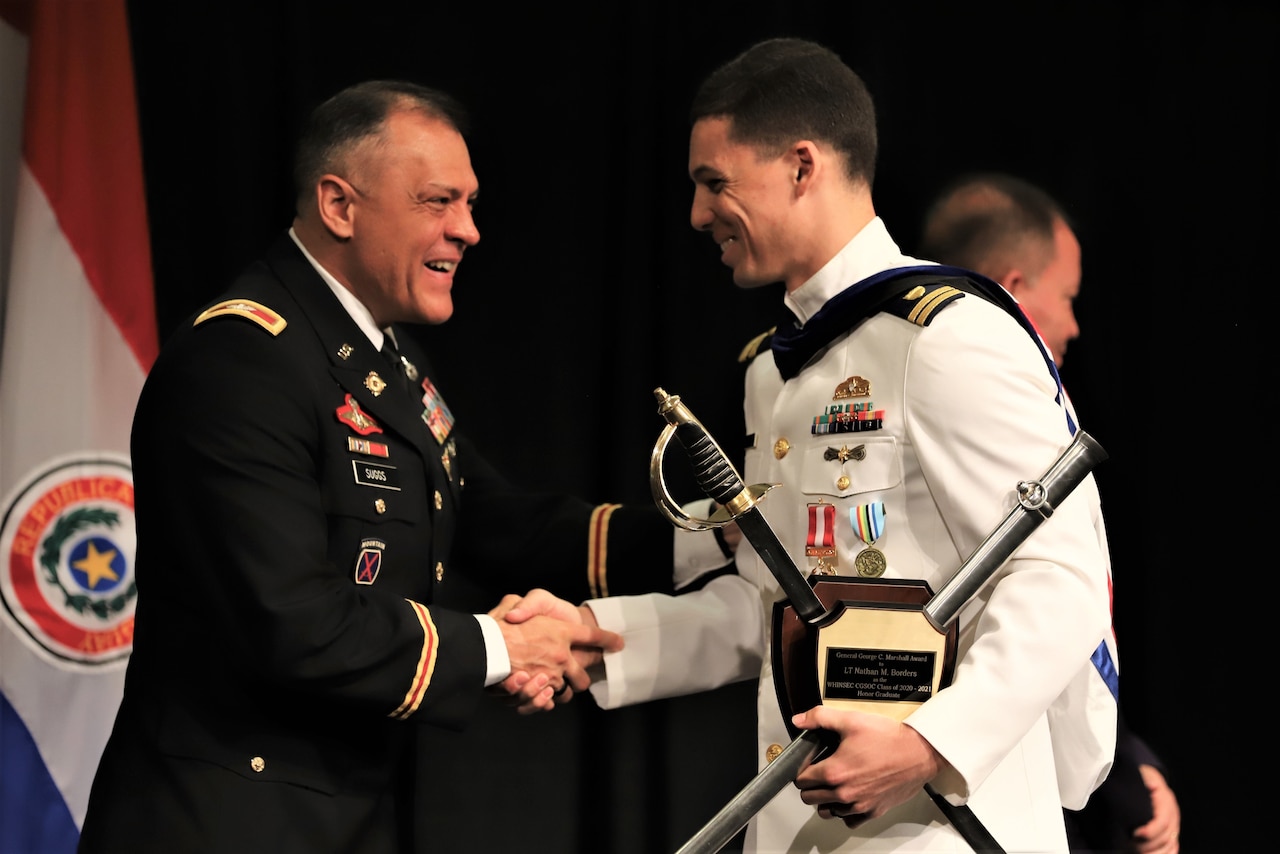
[851, 502, 887, 577]
[854, 546, 887, 577]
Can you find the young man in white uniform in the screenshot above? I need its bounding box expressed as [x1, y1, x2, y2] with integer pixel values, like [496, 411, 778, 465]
[509, 38, 1120, 854]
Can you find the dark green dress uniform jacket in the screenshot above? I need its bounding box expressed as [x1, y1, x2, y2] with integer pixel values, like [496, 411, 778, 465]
[78, 235, 688, 854]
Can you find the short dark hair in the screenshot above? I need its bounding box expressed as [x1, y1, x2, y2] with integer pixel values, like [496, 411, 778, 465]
[292, 80, 470, 204]
[690, 37, 877, 188]
[918, 172, 1070, 275]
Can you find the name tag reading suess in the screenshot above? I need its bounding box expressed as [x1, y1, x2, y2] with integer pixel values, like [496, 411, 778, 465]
[352, 460, 401, 491]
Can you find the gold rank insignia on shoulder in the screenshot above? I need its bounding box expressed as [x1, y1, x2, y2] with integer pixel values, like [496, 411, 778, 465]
[193, 299, 287, 335]
[902, 284, 964, 327]
[738, 326, 777, 363]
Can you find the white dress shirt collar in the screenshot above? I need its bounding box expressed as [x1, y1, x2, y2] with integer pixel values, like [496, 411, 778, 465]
[288, 227, 387, 349]
[783, 216, 932, 326]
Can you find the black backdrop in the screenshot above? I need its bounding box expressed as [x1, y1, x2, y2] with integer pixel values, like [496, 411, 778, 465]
[125, 2, 1268, 852]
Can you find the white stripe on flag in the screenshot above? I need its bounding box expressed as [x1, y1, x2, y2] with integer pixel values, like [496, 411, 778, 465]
[0, 1, 156, 849]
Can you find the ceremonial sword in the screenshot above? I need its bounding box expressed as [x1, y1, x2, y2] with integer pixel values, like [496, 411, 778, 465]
[649, 387, 1108, 854]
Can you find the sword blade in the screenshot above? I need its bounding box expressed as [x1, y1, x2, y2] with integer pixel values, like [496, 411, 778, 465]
[674, 729, 836, 854]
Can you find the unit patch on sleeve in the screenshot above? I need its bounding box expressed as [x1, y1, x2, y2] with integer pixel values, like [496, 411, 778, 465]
[354, 538, 385, 585]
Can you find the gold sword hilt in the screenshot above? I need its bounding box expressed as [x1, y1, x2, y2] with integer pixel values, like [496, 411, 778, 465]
[649, 387, 777, 531]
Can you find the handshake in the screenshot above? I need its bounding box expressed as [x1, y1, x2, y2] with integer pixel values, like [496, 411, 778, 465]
[487, 589, 620, 715]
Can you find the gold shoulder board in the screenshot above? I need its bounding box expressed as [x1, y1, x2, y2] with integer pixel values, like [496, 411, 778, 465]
[737, 326, 777, 363]
[193, 299, 287, 336]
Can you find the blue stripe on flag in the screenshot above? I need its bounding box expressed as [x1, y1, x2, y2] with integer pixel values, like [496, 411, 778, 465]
[0, 692, 79, 854]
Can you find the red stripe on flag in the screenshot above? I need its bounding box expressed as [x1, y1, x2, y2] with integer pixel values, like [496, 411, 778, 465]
[23, 0, 158, 370]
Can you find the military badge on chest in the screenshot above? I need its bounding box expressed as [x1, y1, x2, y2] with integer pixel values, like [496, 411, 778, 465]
[335, 394, 383, 436]
[805, 501, 838, 575]
[850, 502, 887, 577]
[441, 436, 457, 483]
[811, 374, 883, 434]
[336, 394, 402, 586]
[419, 377, 455, 445]
[335, 395, 399, 494]
[806, 498, 888, 578]
[806, 377, 891, 577]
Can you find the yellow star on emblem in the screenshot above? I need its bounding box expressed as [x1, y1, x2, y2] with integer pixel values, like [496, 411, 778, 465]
[73, 541, 120, 589]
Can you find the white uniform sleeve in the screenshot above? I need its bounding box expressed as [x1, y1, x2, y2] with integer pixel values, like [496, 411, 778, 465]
[585, 573, 762, 709]
[672, 497, 735, 590]
[899, 298, 1114, 802]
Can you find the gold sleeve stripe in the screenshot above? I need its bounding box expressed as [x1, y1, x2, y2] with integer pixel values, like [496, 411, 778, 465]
[905, 286, 963, 326]
[588, 503, 621, 599]
[390, 599, 437, 720]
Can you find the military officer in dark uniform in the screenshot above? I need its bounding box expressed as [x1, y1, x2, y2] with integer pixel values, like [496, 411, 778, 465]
[78, 80, 694, 854]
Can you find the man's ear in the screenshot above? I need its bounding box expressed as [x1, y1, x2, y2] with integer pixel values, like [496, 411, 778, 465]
[1002, 268, 1030, 297]
[316, 175, 356, 240]
[792, 140, 818, 190]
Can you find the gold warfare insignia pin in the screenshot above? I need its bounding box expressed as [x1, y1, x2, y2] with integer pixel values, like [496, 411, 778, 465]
[823, 444, 866, 463]
[833, 376, 871, 399]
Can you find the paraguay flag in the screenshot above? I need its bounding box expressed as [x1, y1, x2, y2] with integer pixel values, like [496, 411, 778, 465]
[0, 0, 157, 850]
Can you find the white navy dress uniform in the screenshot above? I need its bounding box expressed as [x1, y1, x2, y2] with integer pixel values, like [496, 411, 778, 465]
[587, 217, 1118, 853]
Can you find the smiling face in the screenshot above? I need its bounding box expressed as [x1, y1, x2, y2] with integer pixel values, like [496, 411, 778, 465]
[688, 117, 809, 291]
[338, 109, 480, 326]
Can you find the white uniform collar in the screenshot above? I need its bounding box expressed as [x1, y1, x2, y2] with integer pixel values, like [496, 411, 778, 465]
[288, 227, 386, 350]
[783, 216, 932, 326]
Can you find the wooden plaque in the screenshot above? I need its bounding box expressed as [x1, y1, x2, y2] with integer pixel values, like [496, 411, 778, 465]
[771, 576, 958, 739]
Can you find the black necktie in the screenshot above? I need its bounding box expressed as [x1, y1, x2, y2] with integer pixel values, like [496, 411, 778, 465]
[379, 336, 413, 396]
